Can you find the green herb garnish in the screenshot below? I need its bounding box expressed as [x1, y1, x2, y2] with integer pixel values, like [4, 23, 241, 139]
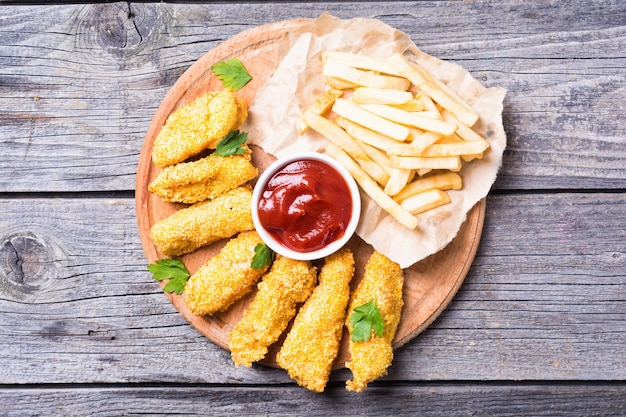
[211, 58, 252, 91]
[349, 299, 385, 342]
[251, 243, 274, 270]
[214, 130, 249, 157]
[147, 258, 190, 295]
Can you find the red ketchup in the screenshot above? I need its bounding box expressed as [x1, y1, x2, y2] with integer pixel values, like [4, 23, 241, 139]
[257, 159, 353, 253]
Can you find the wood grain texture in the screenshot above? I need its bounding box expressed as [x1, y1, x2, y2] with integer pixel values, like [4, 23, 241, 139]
[0, 384, 624, 417]
[0, 1, 624, 192]
[0, 193, 623, 384]
[0, 1, 625, 413]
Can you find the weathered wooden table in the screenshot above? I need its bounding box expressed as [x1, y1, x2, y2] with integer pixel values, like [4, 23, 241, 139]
[1, 1, 624, 415]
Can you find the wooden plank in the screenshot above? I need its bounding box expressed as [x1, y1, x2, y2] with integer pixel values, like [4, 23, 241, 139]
[0, 193, 623, 384]
[0, 384, 624, 416]
[0, 197, 289, 385]
[0, 2, 624, 192]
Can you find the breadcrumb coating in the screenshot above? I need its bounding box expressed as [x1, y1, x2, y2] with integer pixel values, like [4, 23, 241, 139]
[152, 89, 248, 167]
[148, 146, 258, 204]
[233, 95, 248, 127]
[149, 186, 254, 257]
[276, 249, 354, 392]
[229, 256, 318, 367]
[184, 230, 269, 316]
[345, 251, 404, 392]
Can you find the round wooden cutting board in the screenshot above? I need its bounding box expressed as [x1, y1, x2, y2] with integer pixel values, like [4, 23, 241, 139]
[135, 19, 486, 369]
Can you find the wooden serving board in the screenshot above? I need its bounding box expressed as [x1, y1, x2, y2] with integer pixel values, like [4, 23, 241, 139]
[135, 19, 486, 369]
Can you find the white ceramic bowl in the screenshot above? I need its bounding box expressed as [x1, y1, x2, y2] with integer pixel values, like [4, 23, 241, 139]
[251, 152, 361, 261]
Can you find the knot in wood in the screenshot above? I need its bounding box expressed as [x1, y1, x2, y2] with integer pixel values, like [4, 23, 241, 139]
[0, 232, 61, 295]
[74, 3, 161, 59]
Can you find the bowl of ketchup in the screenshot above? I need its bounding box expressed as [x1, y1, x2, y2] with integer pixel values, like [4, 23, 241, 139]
[252, 152, 361, 261]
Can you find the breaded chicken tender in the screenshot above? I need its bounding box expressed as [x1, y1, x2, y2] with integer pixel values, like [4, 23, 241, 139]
[152, 88, 248, 167]
[345, 251, 404, 392]
[149, 186, 254, 257]
[148, 146, 258, 204]
[276, 249, 354, 392]
[229, 256, 318, 367]
[184, 230, 269, 316]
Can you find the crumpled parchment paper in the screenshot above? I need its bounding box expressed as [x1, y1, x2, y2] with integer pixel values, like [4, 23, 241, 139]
[244, 13, 507, 268]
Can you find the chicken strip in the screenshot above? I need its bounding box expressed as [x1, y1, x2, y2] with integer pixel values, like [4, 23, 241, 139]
[148, 146, 258, 204]
[229, 256, 318, 367]
[345, 251, 404, 392]
[184, 230, 269, 316]
[276, 249, 354, 392]
[149, 186, 254, 257]
[152, 88, 248, 167]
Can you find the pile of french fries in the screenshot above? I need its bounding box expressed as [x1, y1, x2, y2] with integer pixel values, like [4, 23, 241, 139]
[298, 51, 490, 230]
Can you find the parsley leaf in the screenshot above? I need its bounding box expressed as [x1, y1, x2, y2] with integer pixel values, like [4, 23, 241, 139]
[211, 58, 252, 91]
[214, 130, 249, 157]
[251, 243, 274, 270]
[349, 299, 385, 342]
[147, 258, 190, 295]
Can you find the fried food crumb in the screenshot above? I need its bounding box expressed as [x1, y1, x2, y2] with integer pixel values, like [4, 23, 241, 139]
[345, 251, 404, 392]
[184, 230, 269, 316]
[152, 89, 247, 167]
[149, 186, 254, 257]
[229, 256, 318, 367]
[148, 146, 258, 204]
[276, 249, 354, 392]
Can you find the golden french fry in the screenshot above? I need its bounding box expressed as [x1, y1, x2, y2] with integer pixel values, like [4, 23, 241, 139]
[429, 76, 480, 124]
[435, 133, 465, 144]
[412, 110, 441, 120]
[461, 152, 484, 162]
[388, 131, 441, 156]
[359, 104, 457, 137]
[323, 62, 411, 90]
[324, 77, 358, 90]
[390, 155, 462, 171]
[384, 168, 412, 196]
[297, 89, 343, 134]
[387, 53, 479, 127]
[419, 94, 440, 114]
[420, 140, 490, 158]
[354, 156, 390, 187]
[302, 111, 370, 161]
[359, 142, 394, 176]
[410, 131, 441, 150]
[352, 87, 413, 105]
[303, 111, 388, 186]
[325, 143, 418, 230]
[322, 51, 402, 76]
[399, 189, 451, 215]
[390, 98, 425, 112]
[393, 172, 462, 202]
[335, 117, 399, 153]
[440, 109, 487, 142]
[332, 99, 410, 141]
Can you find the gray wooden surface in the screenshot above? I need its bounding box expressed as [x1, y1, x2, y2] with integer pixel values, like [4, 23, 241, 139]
[0, 1, 624, 416]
